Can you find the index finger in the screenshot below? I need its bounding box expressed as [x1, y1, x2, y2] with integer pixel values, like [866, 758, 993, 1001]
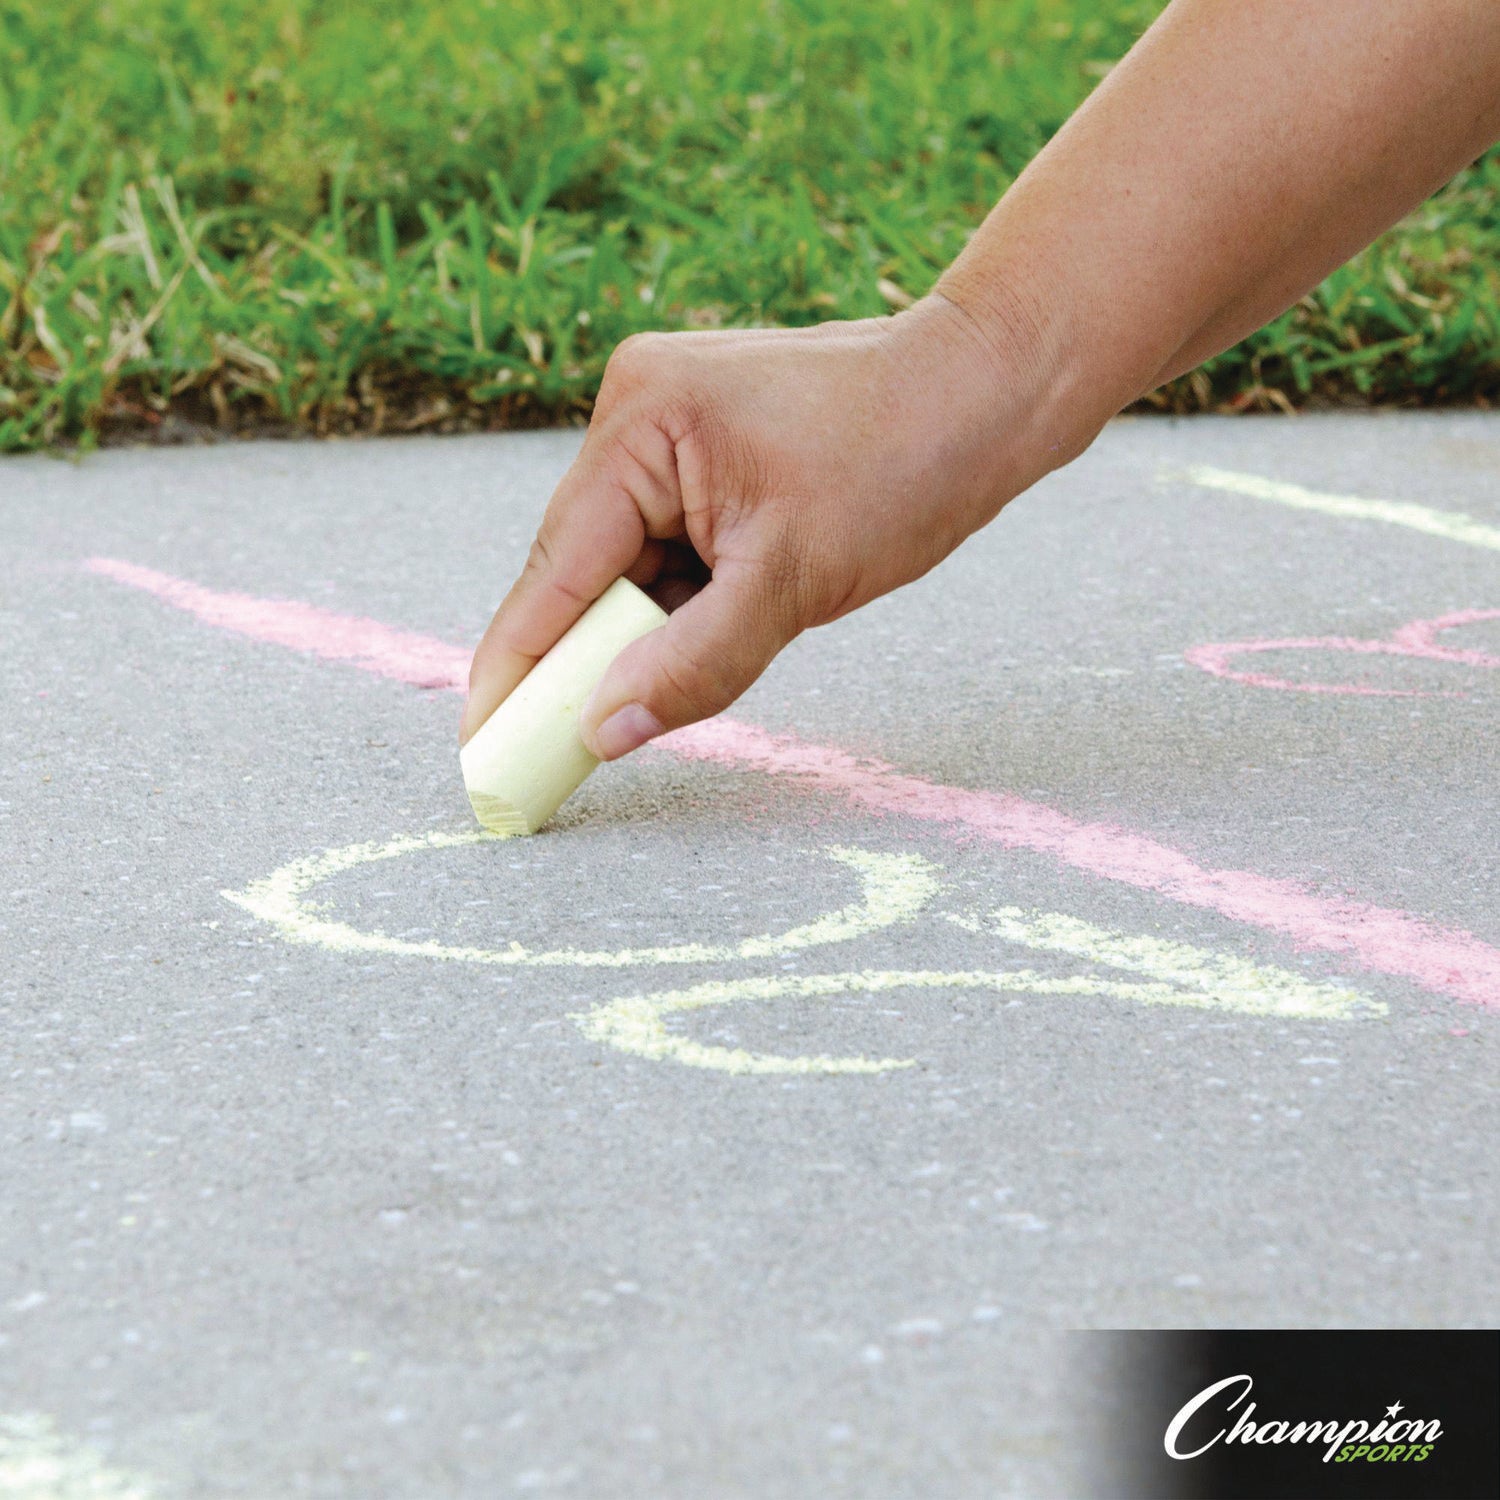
[460, 444, 646, 744]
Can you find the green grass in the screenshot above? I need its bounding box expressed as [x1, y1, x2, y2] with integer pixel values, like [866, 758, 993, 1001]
[2, 0, 1496, 451]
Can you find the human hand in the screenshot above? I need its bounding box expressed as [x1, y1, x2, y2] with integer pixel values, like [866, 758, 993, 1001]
[461, 294, 1085, 760]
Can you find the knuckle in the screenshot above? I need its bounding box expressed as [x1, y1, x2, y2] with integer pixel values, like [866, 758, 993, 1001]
[520, 527, 558, 585]
[596, 332, 679, 424]
[519, 527, 592, 617]
[604, 422, 680, 524]
[522, 528, 552, 573]
[606, 331, 667, 385]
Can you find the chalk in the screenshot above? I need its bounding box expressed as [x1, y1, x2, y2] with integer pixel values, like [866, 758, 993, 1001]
[460, 578, 667, 835]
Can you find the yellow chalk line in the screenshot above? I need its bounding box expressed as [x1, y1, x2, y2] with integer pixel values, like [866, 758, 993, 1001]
[1178, 464, 1500, 554]
[224, 833, 1381, 1077]
[579, 911, 1382, 1075]
[952, 908, 1383, 1021]
[0, 1413, 152, 1500]
[222, 833, 940, 967]
[577, 969, 1203, 1076]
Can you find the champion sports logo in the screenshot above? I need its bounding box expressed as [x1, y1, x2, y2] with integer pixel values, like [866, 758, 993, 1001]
[1165, 1375, 1442, 1466]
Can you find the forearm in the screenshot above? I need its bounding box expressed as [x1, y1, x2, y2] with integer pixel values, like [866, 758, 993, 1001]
[937, 0, 1500, 447]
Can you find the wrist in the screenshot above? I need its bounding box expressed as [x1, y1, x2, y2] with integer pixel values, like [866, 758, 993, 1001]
[928, 277, 1110, 483]
[882, 280, 1114, 534]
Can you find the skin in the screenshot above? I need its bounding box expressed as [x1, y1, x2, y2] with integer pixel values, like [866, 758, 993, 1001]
[462, 0, 1500, 761]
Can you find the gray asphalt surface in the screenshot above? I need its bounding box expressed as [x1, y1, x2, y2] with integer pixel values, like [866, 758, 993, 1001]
[2, 413, 1496, 1498]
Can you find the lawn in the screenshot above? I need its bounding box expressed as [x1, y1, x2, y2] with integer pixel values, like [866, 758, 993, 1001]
[2, 0, 1496, 451]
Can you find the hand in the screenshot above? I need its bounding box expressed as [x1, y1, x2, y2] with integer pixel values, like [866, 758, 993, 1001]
[461, 294, 1082, 759]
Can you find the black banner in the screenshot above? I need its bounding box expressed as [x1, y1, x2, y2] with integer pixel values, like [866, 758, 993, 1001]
[1073, 1330, 1498, 1500]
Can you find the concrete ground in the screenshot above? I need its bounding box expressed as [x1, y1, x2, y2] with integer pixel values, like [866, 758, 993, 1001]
[1, 412, 1496, 1498]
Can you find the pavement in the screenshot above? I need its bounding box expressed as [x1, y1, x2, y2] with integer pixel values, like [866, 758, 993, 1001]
[1, 412, 1496, 1498]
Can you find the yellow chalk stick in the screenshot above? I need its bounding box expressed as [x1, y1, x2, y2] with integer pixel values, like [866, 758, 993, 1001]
[460, 578, 668, 835]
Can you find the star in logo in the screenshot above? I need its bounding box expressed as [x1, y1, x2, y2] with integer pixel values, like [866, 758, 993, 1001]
[1386, 1402, 1404, 1418]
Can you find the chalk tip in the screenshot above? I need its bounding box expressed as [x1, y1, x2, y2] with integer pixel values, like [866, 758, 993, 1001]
[466, 789, 533, 838]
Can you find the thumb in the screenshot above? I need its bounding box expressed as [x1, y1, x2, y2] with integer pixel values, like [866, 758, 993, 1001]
[580, 563, 798, 760]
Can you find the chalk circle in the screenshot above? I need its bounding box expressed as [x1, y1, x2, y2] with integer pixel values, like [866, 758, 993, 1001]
[221, 830, 940, 968]
[1186, 607, 1500, 698]
[574, 966, 1329, 1076]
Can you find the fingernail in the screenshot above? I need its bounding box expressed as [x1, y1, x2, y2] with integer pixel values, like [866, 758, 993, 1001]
[590, 703, 664, 761]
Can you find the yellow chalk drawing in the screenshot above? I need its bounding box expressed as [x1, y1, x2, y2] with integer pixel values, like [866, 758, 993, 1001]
[1178, 464, 1500, 554]
[577, 913, 1382, 1075]
[0, 1412, 152, 1500]
[579, 970, 1197, 1076]
[224, 833, 1382, 1078]
[222, 833, 940, 968]
[948, 908, 1383, 1021]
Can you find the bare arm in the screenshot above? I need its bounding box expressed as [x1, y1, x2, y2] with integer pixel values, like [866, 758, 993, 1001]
[463, 0, 1500, 758]
[939, 0, 1500, 443]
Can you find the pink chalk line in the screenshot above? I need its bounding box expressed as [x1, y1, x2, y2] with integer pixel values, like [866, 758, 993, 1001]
[1186, 608, 1500, 696]
[87, 556, 1500, 1010]
[86, 558, 468, 691]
